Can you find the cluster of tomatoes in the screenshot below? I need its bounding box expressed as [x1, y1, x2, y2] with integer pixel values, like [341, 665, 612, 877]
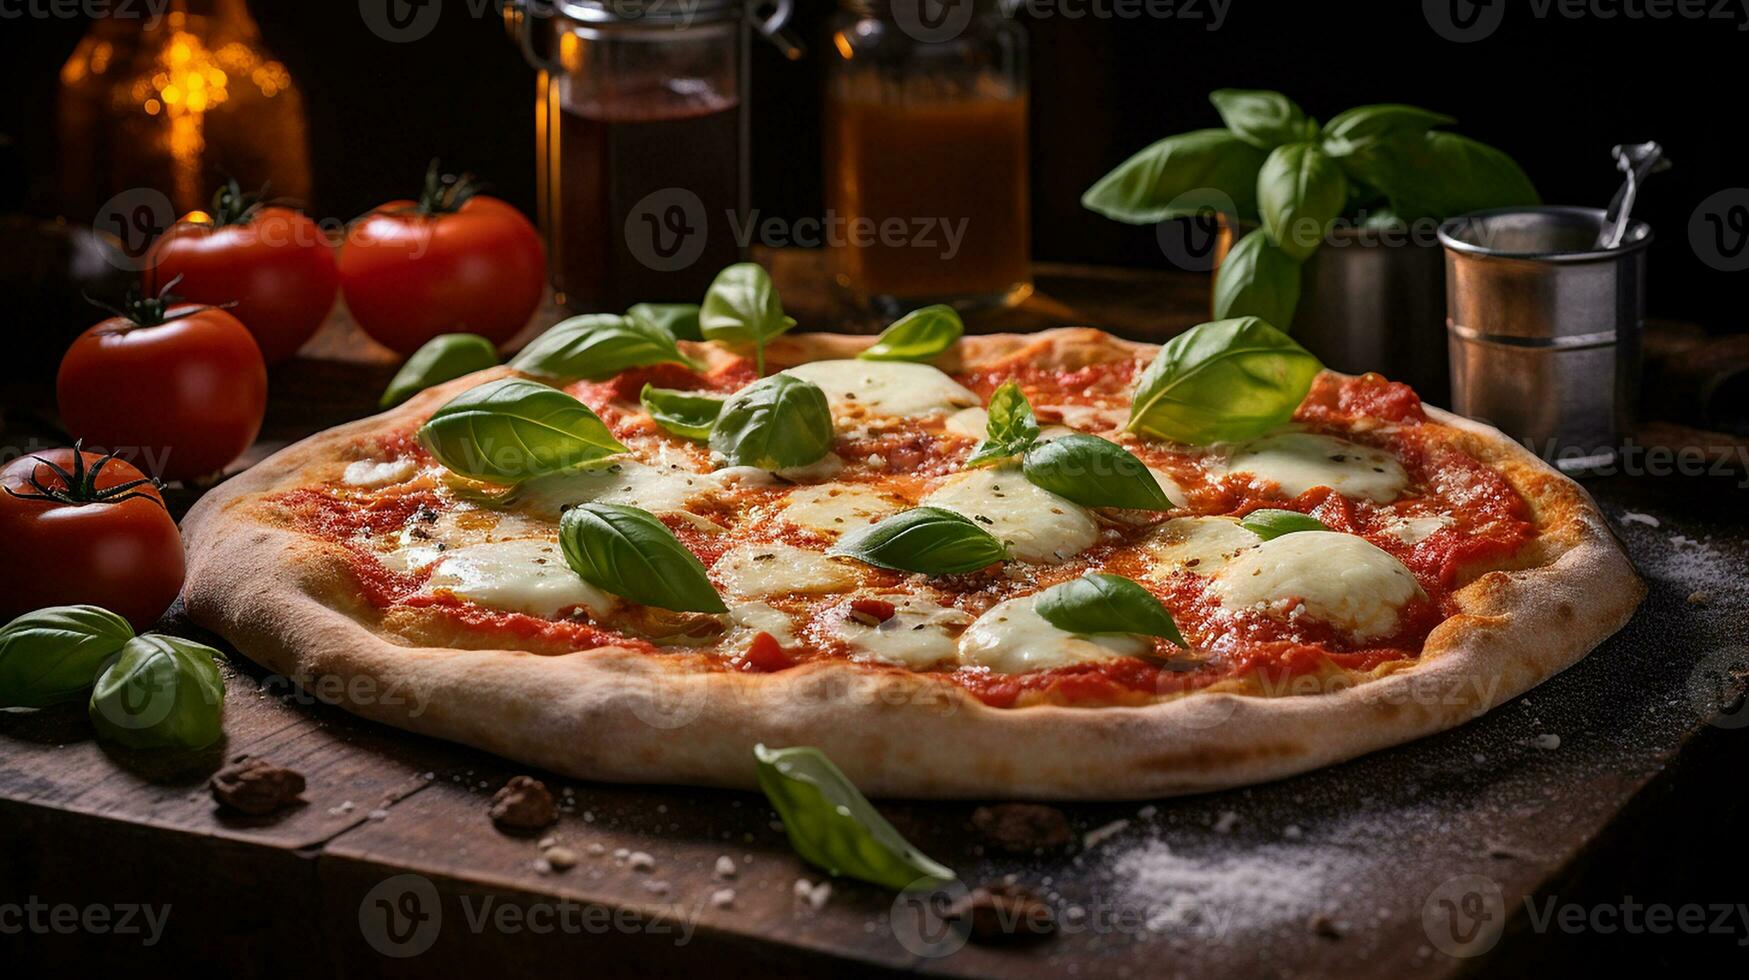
[5, 164, 545, 629]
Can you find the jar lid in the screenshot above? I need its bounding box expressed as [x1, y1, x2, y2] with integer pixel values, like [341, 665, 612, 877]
[550, 0, 742, 24]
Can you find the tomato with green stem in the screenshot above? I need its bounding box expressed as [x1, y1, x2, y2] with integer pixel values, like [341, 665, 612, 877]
[146, 180, 340, 364]
[57, 278, 268, 482]
[339, 162, 546, 355]
[0, 445, 185, 631]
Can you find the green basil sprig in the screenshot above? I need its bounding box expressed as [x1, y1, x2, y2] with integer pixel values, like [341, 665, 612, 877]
[417, 378, 627, 484]
[1080, 129, 1267, 224]
[639, 384, 723, 442]
[700, 263, 795, 375]
[1021, 434, 1174, 511]
[0, 605, 135, 708]
[709, 374, 834, 470]
[1319, 104, 1455, 157]
[510, 313, 697, 382]
[1239, 508, 1330, 540]
[89, 634, 226, 750]
[1127, 317, 1322, 445]
[829, 507, 1008, 576]
[559, 503, 726, 614]
[755, 744, 956, 892]
[1342, 130, 1539, 222]
[1035, 573, 1186, 646]
[1210, 89, 1318, 150]
[628, 302, 702, 342]
[1258, 142, 1348, 262]
[857, 305, 963, 362]
[380, 333, 500, 409]
[965, 381, 1040, 468]
[1211, 228, 1300, 329]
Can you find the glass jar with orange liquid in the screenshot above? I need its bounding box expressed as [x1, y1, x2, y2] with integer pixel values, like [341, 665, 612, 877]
[825, 1, 1031, 320]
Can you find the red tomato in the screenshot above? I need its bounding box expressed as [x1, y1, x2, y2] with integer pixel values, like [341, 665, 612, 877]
[58, 289, 268, 483]
[147, 189, 339, 364]
[0, 447, 185, 631]
[339, 164, 545, 355]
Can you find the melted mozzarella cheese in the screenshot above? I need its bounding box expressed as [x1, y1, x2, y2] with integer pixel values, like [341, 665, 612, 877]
[832, 596, 973, 668]
[372, 506, 550, 573]
[780, 484, 903, 535]
[343, 458, 417, 489]
[727, 601, 797, 647]
[1139, 516, 1259, 581]
[1222, 431, 1407, 503]
[781, 359, 978, 417]
[509, 453, 717, 518]
[1148, 467, 1190, 508]
[923, 466, 1098, 564]
[945, 406, 988, 438]
[1381, 514, 1454, 545]
[1211, 530, 1424, 641]
[712, 543, 858, 597]
[957, 595, 1152, 674]
[421, 538, 614, 619]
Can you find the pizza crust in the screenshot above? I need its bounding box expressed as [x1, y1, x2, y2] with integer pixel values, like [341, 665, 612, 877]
[180, 329, 1643, 800]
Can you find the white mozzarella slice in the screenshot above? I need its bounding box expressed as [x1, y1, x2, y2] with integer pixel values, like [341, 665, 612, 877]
[343, 458, 417, 489]
[957, 595, 1152, 674]
[712, 543, 858, 597]
[727, 601, 797, 647]
[945, 406, 988, 438]
[831, 596, 974, 668]
[923, 466, 1098, 564]
[421, 538, 614, 619]
[510, 454, 717, 518]
[1147, 467, 1190, 508]
[372, 507, 550, 573]
[781, 359, 978, 417]
[1381, 514, 1454, 545]
[1140, 516, 1259, 581]
[1210, 530, 1424, 641]
[780, 484, 903, 536]
[1222, 431, 1407, 503]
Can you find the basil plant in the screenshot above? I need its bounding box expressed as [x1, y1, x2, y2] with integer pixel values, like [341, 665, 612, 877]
[1082, 90, 1539, 328]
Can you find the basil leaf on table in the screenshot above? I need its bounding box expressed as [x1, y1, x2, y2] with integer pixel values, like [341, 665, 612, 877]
[1035, 573, 1186, 646]
[965, 381, 1040, 468]
[559, 503, 726, 614]
[700, 263, 796, 374]
[1319, 104, 1455, 158]
[510, 313, 697, 382]
[1258, 142, 1349, 261]
[1021, 434, 1174, 511]
[1127, 317, 1323, 445]
[1080, 129, 1268, 224]
[627, 302, 702, 342]
[379, 333, 500, 409]
[1239, 508, 1330, 540]
[857, 305, 963, 362]
[1209, 89, 1318, 150]
[709, 374, 834, 470]
[828, 507, 1008, 576]
[754, 744, 956, 892]
[0, 605, 135, 708]
[417, 378, 627, 484]
[88, 634, 226, 750]
[639, 383, 723, 442]
[1212, 227, 1303, 330]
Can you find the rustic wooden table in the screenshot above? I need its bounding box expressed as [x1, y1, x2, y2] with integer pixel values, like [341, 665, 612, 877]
[3, 257, 1747, 977]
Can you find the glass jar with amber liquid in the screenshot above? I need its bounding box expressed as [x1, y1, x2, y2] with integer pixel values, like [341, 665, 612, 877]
[825, 1, 1031, 320]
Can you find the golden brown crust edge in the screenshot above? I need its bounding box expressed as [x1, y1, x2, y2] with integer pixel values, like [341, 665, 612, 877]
[180, 329, 1643, 800]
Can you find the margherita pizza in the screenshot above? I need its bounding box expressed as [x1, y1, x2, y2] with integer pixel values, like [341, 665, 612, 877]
[181, 321, 1642, 799]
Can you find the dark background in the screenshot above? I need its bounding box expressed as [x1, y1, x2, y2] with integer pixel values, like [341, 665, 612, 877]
[0, 1, 1743, 331]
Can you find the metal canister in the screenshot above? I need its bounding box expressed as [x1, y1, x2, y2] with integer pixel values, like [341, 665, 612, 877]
[1438, 207, 1652, 473]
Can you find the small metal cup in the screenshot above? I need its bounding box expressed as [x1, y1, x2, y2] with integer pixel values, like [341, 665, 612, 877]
[1438, 207, 1652, 473]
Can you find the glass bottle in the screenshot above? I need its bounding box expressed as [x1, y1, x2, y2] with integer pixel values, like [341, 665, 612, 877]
[825, 0, 1031, 320]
